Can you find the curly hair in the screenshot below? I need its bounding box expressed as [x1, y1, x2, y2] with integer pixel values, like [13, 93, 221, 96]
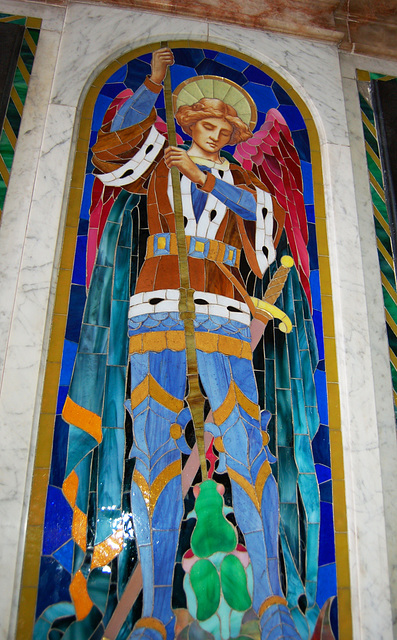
[175, 98, 253, 146]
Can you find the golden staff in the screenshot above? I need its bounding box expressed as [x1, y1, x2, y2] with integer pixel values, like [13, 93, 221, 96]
[162, 45, 207, 480]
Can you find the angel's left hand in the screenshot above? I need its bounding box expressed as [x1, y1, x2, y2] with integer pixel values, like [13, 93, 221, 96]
[164, 147, 206, 186]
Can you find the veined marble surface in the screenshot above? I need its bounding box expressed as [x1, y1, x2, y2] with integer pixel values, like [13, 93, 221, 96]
[0, 2, 396, 639]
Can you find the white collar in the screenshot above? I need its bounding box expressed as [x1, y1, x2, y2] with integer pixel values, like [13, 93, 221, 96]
[189, 155, 230, 171]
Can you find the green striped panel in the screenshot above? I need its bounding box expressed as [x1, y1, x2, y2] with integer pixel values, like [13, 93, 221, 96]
[0, 14, 41, 217]
[358, 72, 397, 420]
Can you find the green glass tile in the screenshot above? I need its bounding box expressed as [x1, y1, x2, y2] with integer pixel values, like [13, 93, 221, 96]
[0, 131, 14, 169]
[364, 126, 380, 156]
[386, 324, 397, 353]
[359, 93, 375, 124]
[109, 300, 129, 366]
[28, 27, 40, 46]
[366, 154, 384, 187]
[291, 378, 308, 435]
[378, 252, 396, 288]
[20, 39, 34, 73]
[0, 181, 6, 210]
[382, 286, 397, 319]
[5, 100, 21, 136]
[278, 447, 298, 503]
[374, 218, 393, 255]
[370, 185, 388, 220]
[276, 389, 293, 447]
[14, 67, 28, 103]
[102, 366, 127, 428]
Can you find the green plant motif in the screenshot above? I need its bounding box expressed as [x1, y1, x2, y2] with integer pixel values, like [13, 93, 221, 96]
[183, 480, 253, 640]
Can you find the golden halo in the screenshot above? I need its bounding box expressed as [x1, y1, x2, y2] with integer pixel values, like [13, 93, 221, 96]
[173, 75, 257, 131]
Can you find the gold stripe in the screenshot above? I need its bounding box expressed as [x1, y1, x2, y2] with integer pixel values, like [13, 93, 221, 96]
[381, 272, 397, 306]
[258, 595, 288, 618]
[133, 461, 181, 517]
[129, 331, 251, 359]
[227, 466, 260, 512]
[62, 396, 102, 443]
[373, 204, 391, 234]
[130, 376, 149, 410]
[235, 384, 260, 420]
[62, 470, 78, 507]
[377, 238, 394, 270]
[385, 308, 397, 336]
[91, 527, 124, 569]
[17, 56, 30, 85]
[0, 14, 24, 22]
[70, 570, 93, 620]
[213, 382, 235, 425]
[389, 347, 397, 370]
[361, 112, 377, 139]
[369, 172, 385, 200]
[255, 460, 272, 506]
[130, 331, 186, 354]
[149, 374, 184, 412]
[3, 118, 16, 147]
[144, 233, 240, 266]
[72, 506, 87, 552]
[365, 141, 382, 170]
[0, 156, 10, 186]
[10, 86, 23, 116]
[135, 618, 166, 640]
[195, 333, 251, 359]
[24, 29, 38, 55]
[150, 460, 181, 516]
[132, 469, 150, 510]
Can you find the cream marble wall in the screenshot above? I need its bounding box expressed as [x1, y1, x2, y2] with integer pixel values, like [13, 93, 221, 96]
[0, 2, 396, 638]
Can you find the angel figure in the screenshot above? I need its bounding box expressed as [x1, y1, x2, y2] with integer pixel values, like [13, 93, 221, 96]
[56, 47, 322, 640]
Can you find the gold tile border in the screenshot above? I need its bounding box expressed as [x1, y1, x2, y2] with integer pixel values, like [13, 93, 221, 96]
[16, 40, 350, 640]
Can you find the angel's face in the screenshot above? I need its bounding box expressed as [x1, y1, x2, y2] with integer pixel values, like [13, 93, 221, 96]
[190, 117, 233, 157]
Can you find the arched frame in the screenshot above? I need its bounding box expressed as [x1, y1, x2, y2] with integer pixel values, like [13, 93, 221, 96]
[16, 40, 351, 640]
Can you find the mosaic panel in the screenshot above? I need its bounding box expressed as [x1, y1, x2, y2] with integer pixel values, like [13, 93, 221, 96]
[18, 43, 349, 640]
[357, 70, 397, 420]
[0, 13, 41, 219]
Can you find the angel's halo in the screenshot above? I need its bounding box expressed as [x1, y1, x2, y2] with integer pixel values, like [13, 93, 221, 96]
[173, 75, 257, 131]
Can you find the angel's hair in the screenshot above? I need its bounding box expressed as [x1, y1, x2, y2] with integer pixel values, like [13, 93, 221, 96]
[175, 98, 253, 146]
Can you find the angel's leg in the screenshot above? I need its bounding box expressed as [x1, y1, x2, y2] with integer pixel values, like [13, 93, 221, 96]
[197, 346, 302, 640]
[126, 337, 186, 640]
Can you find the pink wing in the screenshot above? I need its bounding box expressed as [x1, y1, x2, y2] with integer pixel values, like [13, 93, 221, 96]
[86, 89, 183, 288]
[235, 108, 311, 310]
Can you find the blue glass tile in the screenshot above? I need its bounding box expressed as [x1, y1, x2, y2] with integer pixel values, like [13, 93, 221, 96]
[42, 486, 73, 555]
[86, 569, 111, 614]
[316, 563, 337, 608]
[72, 235, 87, 286]
[78, 217, 89, 236]
[292, 130, 311, 163]
[305, 405, 320, 441]
[114, 247, 131, 301]
[109, 300, 129, 366]
[301, 350, 317, 407]
[278, 446, 298, 502]
[244, 82, 279, 111]
[106, 65, 127, 84]
[312, 424, 331, 466]
[65, 284, 86, 343]
[196, 58, 247, 86]
[298, 474, 319, 521]
[314, 368, 328, 425]
[125, 58, 152, 92]
[83, 265, 112, 327]
[272, 82, 295, 105]
[203, 49, 217, 59]
[92, 94, 113, 131]
[309, 269, 321, 311]
[307, 222, 319, 271]
[320, 479, 333, 503]
[315, 463, 331, 484]
[244, 64, 272, 86]
[69, 353, 107, 415]
[278, 105, 306, 131]
[280, 502, 299, 562]
[33, 618, 51, 639]
[36, 557, 72, 618]
[330, 597, 339, 640]
[173, 48, 205, 69]
[294, 435, 315, 473]
[311, 306, 323, 352]
[171, 64, 197, 92]
[96, 221, 119, 267]
[276, 390, 293, 447]
[100, 82, 128, 99]
[75, 452, 92, 513]
[102, 365, 127, 428]
[78, 325, 109, 355]
[317, 358, 325, 372]
[291, 379, 308, 435]
[215, 52, 248, 72]
[318, 502, 335, 565]
[80, 173, 94, 220]
[49, 416, 69, 488]
[53, 539, 74, 573]
[56, 386, 68, 415]
[306, 204, 315, 223]
[59, 340, 78, 386]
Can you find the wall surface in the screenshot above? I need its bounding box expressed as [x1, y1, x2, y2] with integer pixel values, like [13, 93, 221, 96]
[0, 1, 396, 638]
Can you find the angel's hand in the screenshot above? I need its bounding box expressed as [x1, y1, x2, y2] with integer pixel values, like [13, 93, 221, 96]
[150, 48, 174, 85]
[164, 147, 206, 186]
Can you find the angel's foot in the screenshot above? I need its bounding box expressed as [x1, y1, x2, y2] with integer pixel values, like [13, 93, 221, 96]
[126, 617, 167, 640]
[260, 602, 302, 640]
